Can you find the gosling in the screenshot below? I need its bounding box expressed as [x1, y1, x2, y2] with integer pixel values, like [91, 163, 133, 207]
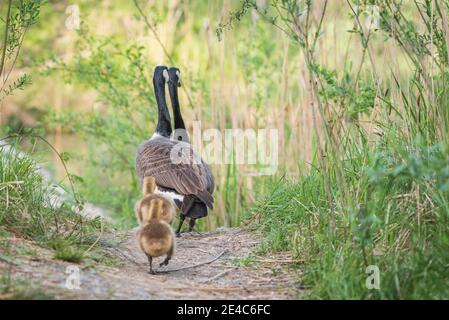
[135, 177, 176, 274]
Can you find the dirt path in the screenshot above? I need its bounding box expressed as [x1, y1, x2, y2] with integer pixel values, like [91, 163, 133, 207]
[0, 228, 302, 299]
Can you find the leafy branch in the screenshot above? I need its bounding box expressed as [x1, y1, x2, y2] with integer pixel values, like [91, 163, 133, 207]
[0, 0, 41, 102]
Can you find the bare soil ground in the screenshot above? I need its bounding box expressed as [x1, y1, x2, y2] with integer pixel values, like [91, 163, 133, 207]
[0, 228, 302, 299]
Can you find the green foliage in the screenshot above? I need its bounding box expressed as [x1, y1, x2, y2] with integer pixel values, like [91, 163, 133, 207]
[236, 0, 449, 299]
[5, 0, 41, 54]
[2, 73, 32, 97]
[0, 0, 41, 101]
[50, 239, 85, 263]
[46, 33, 158, 223]
[231, 254, 256, 267]
[238, 21, 281, 113]
[253, 139, 449, 298]
[311, 64, 377, 120]
[0, 139, 105, 262]
[216, 0, 255, 41]
[374, 0, 449, 67]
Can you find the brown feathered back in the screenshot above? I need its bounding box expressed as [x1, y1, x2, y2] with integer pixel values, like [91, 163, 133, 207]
[135, 135, 214, 209]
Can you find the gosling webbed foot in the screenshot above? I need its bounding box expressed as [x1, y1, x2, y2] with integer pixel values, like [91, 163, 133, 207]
[159, 257, 170, 267]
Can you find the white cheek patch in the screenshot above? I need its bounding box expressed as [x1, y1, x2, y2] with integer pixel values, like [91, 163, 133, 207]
[176, 70, 182, 86]
[163, 69, 169, 82]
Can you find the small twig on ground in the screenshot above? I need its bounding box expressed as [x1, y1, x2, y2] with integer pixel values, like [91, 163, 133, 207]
[157, 250, 227, 274]
[104, 247, 142, 266]
[166, 286, 248, 292]
[167, 286, 287, 292]
[197, 249, 213, 255]
[83, 220, 104, 256]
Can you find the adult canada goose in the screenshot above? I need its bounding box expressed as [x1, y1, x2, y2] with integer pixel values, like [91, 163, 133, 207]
[136, 66, 214, 236]
[167, 67, 215, 234]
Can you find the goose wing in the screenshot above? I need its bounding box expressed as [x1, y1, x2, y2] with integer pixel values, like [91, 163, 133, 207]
[136, 136, 214, 208]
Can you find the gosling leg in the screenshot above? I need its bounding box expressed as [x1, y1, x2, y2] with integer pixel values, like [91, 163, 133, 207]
[160, 243, 174, 267]
[147, 256, 155, 274]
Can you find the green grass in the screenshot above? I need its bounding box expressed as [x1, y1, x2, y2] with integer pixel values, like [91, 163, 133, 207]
[231, 254, 256, 267]
[50, 239, 85, 263]
[239, 0, 449, 299]
[251, 139, 449, 299]
[0, 141, 108, 263]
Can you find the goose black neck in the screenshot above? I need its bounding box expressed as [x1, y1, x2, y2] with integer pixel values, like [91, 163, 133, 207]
[154, 75, 172, 137]
[168, 81, 185, 130]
